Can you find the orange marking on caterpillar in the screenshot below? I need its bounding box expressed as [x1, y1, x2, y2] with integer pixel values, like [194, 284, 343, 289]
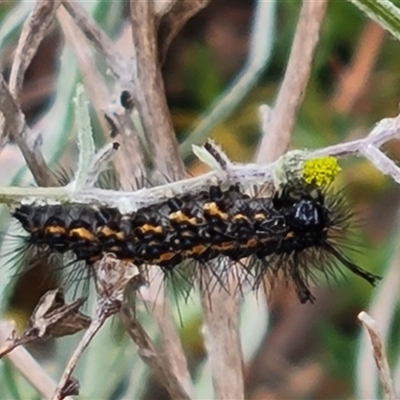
[45, 225, 66, 235]
[69, 227, 96, 241]
[203, 202, 228, 220]
[138, 224, 163, 234]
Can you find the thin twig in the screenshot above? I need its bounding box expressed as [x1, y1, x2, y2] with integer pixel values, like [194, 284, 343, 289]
[0, 74, 57, 186]
[129, 0, 186, 181]
[179, 0, 276, 160]
[52, 300, 119, 400]
[257, 0, 328, 163]
[0, 322, 73, 400]
[358, 311, 397, 400]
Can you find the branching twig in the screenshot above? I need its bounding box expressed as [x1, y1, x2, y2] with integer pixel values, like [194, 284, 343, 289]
[1, 113, 400, 211]
[52, 300, 119, 400]
[0, 322, 73, 400]
[358, 311, 397, 400]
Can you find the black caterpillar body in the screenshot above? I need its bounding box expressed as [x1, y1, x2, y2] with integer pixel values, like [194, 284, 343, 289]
[11, 184, 380, 303]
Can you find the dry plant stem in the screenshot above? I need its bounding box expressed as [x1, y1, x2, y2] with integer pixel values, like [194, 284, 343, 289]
[9, 0, 61, 100]
[154, 0, 176, 16]
[0, 332, 37, 359]
[252, 1, 327, 391]
[158, 0, 210, 63]
[129, 3, 192, 396]
[61, 0, 128, 82]
[0, 74, 57, 187]
[52, 301, 118, 400]
[56, 6, 107, 124]
[111, 132, 147, 191]
[331, 22, 384, 113]
[358, 312, 397, 400]
[119, 304, 192, 400]
[152, 299, 193, 398]
[57, 6, 146, 180]
[129, 0, 186, 181]
[257, 0, 328, 163]
[197, 140, 245, 398]
[201, 284, 244, 400]
[129, 1, 185, 180]
[0, 322, 73, 400]
[357, 214, 400, 398]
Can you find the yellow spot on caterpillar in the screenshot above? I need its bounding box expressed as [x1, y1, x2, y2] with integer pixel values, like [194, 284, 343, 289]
[302, 156, 341, 187]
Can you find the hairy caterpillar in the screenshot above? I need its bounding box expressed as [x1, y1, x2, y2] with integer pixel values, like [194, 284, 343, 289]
[9, 160, 380, 304]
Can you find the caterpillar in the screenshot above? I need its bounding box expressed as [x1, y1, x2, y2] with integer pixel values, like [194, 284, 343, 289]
[9, 159, 381, 303]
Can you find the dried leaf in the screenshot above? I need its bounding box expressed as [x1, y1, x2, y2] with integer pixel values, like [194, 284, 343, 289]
[26, 288, 91, 338]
